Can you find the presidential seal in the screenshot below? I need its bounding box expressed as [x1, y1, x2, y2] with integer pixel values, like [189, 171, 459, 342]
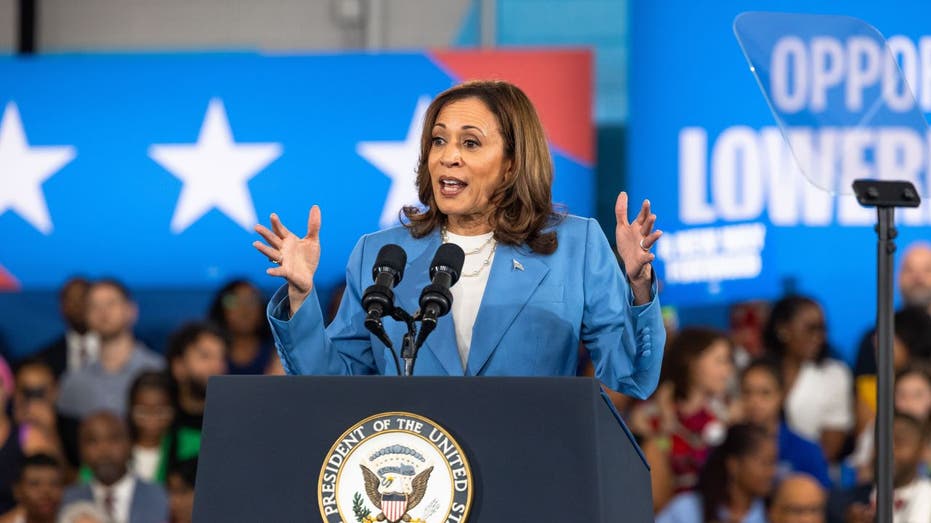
[318, 412, 473, 523]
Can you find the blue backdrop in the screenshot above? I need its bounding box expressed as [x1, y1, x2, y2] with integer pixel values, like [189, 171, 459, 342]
[0, 52, 594, 359]
[630, 1, 931, 362]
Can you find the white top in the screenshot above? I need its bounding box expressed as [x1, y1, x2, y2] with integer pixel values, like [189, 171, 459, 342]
[91, 473, 135, 523]
[444, 230, 496, 370]
[131, 445, 161, 482]
[872, 477, 931, 523]
[784, 359, 854, 441]
[66, 329, 100, 372]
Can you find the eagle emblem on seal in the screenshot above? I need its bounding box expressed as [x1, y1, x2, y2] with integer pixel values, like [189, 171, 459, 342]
[357, 444, 434, 523]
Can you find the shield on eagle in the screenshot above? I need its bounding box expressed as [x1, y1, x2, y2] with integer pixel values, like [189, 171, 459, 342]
[361, 464, 433, 523]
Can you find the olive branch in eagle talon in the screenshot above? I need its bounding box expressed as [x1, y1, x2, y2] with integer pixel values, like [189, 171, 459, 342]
[360, 464, 433, 522]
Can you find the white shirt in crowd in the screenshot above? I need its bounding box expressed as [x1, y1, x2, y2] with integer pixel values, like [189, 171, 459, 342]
[784, 359, 854, 441]
[444, 230, 496, 371]
[131, 445, 161, 483]
[873, 477, 931, 523]
[65, 329, 99, 372]
[91, 473, 135, 523]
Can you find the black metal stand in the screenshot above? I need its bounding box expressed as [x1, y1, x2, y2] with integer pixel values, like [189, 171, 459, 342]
[852, 180, 921, 523]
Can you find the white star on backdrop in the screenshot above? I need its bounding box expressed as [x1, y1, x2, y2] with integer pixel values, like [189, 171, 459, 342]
[0, 102, 76, 234]
[149, 98, 283, 233]
[357, 96, 431, 229]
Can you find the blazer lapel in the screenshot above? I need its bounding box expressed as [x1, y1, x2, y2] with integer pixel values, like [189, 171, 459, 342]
[396, 232, 463, 376]
[465, 243, 548, 376]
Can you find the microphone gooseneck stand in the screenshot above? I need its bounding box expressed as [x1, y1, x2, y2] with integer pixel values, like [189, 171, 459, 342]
[852, 179, 921, 523]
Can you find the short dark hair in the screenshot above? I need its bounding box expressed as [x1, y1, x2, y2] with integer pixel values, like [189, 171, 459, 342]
[894, 306, 931, 360]
[90, 278, 133, 302]
[17, 453, 61, 482]
[165, 321, 229, 363]
[59, 276, 90, 301]
[740, 357, 784, 391]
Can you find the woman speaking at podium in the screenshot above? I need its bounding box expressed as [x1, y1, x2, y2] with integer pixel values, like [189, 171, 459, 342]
[252, 80, 666, 399]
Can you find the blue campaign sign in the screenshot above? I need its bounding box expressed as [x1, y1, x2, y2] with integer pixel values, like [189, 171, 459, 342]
[0, 51, 594, 357]
[0, 52, 594, 293]
[630, 1, 931, 361]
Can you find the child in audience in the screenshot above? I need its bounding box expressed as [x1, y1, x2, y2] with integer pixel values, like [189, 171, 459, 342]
[656, 424, 777, 523]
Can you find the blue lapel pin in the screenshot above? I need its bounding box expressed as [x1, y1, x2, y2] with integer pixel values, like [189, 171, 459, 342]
[512, 259, 524, 271]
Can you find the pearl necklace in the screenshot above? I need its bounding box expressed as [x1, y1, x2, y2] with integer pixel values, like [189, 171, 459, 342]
[441, 227, 497, 278]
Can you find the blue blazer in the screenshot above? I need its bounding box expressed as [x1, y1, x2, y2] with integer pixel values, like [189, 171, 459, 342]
[268, 215, 665, 399]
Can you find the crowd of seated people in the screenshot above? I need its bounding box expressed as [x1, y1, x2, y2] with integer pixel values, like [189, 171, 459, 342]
[594, 241, 931, 523]
[0, 276, 279, 523]
[0, 241, 929, 523]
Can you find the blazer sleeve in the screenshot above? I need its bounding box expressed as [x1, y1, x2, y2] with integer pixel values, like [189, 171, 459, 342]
[266, 236, 378, 376]
[580, 218, 665, 399]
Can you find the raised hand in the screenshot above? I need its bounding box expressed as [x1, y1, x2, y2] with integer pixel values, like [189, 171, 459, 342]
[615, 192, 662, 305]
[253, 206, 322, 314]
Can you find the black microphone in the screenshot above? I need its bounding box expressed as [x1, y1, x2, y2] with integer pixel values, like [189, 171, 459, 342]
[414, 243, 465, 349]
[362, 244, 407, 348]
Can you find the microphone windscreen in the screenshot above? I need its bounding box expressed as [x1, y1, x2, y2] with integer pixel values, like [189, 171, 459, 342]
[374, 244, 407, 283]
[430, 243, 465, 285]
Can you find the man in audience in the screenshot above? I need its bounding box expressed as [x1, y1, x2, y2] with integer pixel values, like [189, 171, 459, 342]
[62, 412, 167, 523]
[33, 277, 99, 380]
[0, 454, 65, 523]
[855, 242, 931, 376]
[164, 322, 228, 471]
[767, 474, 825, 523]
[57, 279, 163, 419]
[899, 242, 931, 314]
[827, 412, 931, 523]
[165, 458, 197, 523]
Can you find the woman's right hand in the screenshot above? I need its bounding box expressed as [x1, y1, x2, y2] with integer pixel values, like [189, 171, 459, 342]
[253, 206, 322, 315]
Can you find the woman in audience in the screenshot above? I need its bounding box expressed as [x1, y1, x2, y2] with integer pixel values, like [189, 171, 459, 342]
[848, 363, 931, 482]
[656, 423, 777, 523]
[634, 327, 736, 497]
[739, 358, 831, 487]
[763, 295, 853, 462]
[0, 356, 57, 516]
[127, 371, 175, 483]
[207, 280, 278, 375]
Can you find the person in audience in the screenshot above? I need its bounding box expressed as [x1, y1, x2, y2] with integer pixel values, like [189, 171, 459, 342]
[853, 241, 931, 383]
[0, 359, 57, 516]
[767, 474, 826, 523]
[656, 423, 777, 523]
[11, 361, 74, 472]
[739, 359, 831, 488]
[164, 322, 228, 471]
[899, 242, 931, 315]
[57, 279, 164, 419]
[0, 454, 64, 523]
[33, 278, 99, 381]
[729, 301, 770, 371]
[62, 412, 167, 523]
[165, 458, 196, 523]
[852, 307, 931, 450]
[848, 363, 931, 482]
[207, 280, 277, 375]
[55, 501, 109, 523]
[763, 295, 852, 462]
[645, 327, 736, 495]
[828, 412, 931, 523]
[127, 372, 174, 483]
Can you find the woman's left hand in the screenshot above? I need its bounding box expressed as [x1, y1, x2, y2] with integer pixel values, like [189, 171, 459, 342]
[615, 191, 662, 305]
